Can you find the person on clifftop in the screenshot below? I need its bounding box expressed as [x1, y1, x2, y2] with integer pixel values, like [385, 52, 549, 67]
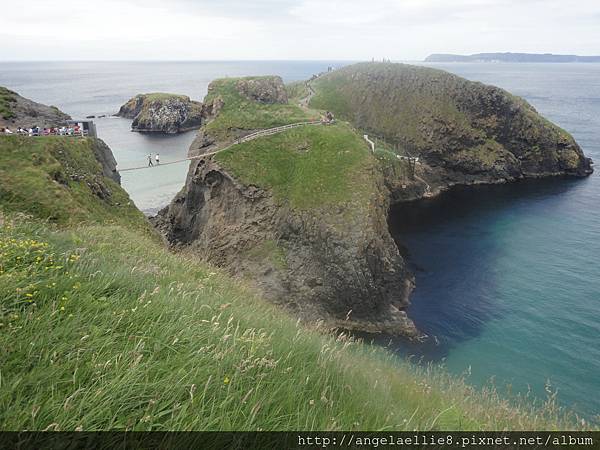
[155, 153, 160, 165]
[147, 154, 154, 167]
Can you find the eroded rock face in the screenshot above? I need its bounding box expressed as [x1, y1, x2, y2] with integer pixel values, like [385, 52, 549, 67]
[91, 139, 121, 184]
[154, 158, 420, 337]
[0, 86, 71, 129]
[235, 77, 288, 104]
[117, 93, 203, 134]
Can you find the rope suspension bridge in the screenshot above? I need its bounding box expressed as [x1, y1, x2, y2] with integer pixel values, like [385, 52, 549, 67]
[119, 78, 328, 173]
[118, 121, 323, 172]
[120, 79, 329, 172]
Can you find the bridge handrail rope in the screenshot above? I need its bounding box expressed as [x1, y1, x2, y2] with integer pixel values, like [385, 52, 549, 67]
[118, 121, 322, 172]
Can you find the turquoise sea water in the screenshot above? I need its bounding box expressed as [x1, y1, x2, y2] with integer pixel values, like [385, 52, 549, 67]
[1, 61, 598, 418]
[390, 63, 600, 418]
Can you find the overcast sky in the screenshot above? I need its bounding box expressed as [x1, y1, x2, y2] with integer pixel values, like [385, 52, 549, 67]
[1, 0, 599, 61]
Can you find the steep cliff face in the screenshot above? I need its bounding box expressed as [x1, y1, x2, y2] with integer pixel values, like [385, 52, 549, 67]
[117, 93, 203, 134]
[90, 138, 121, 184]
[155, 146, 418, 337]
[155, 64, 593, 338]
[154, 76, 420, 336]
[0, 86, 71, 129]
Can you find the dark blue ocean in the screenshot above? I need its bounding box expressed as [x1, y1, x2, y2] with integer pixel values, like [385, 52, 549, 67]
[1, 61, 598, 418]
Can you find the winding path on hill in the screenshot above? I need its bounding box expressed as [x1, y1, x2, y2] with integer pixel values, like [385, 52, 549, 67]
[298, 82, 316, 110]
[119, 94, 431, 197]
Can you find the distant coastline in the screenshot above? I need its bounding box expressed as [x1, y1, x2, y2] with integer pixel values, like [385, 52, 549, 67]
[425, 52, 600, 63]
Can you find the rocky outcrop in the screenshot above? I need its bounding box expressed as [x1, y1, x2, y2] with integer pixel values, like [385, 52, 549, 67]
[235, 76, 288, 104]
[0, 86, 71, 129]
[91, 138, 121, 184]
[154, 157, 420, 337]
[117, 93, 203, 134]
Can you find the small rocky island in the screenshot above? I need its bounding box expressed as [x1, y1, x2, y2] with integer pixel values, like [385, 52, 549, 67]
[117, 93, 203, 134]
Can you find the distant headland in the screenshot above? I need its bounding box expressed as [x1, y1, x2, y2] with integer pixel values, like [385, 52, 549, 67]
[425, 52, 600, 63]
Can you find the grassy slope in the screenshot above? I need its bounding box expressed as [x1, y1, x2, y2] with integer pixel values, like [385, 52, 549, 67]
[0, 136, 149, 232]
[310, 63, 475, 148]
[309, 62, 582, 174]
[0, 87, 17, 120]
[203, 77, 313, 141]
[0, 218, 582, 431]
[215, 123, 374, 210]
[143, 93, 191, 101]
[285, 81, 310, 104]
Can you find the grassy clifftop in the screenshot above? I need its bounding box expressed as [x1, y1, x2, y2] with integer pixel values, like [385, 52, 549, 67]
[203, 76, 312, 141]
[0, 136, 149, 231]
[0, 87, 591, 432]
[310, 62, 591, 178]
[0, 87, 17, 120]
[215, 123, 374, 210]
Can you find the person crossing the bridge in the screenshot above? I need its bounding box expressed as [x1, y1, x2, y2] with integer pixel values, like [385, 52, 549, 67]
[147, 154, 154, 167]
[155, 153, 160, 165]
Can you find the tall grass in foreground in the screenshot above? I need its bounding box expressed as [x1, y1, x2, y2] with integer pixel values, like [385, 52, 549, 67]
[0, 216, 593, 430]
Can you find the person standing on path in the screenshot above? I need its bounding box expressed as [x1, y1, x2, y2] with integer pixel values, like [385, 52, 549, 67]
[155, 153, 160, 165]
[148, 154, 154, 167]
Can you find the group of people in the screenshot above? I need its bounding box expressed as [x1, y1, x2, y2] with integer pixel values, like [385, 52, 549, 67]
[321, 111, 335, 124]
[1, 125, 85, 136]
[147, 153, 160, 166]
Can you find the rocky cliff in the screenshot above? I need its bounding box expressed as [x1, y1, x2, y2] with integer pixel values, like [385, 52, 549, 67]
[155, 123, 419, 337]
[90, 138, 121, 184]
[235, 77, 289, 104]
[0, 86, 71, 129]
[117, 93, 203, 134]
[154, 64, 592, 338]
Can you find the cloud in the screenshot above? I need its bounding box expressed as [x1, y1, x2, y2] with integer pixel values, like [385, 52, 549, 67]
[1, 0, 599, 60]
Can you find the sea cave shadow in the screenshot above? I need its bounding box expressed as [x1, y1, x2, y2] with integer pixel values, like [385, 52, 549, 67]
[368, 177, 584, 362]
